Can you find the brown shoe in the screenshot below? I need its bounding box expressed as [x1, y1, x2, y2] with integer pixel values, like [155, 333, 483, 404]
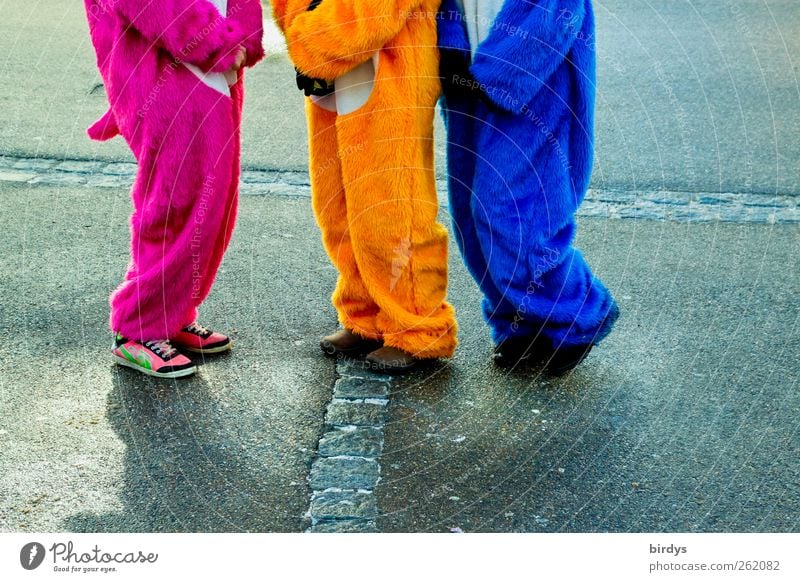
[320, 328, 382, 357]
[365, 346, 420, 375]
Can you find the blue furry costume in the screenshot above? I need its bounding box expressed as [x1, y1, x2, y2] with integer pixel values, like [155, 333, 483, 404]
[438, 0, 619, 350]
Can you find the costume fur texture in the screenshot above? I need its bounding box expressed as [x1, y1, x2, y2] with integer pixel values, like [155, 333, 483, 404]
[83, 0, 264, 341]
[273, 0, 458, 358]
[439, 0, 619, 347]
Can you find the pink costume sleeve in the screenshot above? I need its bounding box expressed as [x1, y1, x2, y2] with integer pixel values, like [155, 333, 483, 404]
[112, 0, 248, 72]
[227, 0, 266, 68]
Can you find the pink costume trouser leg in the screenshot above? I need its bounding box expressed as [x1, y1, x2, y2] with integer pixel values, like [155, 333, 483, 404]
[110, 75, 243, 342]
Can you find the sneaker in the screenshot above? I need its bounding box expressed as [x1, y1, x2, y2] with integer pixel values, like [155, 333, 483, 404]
[113, 335, 196, 378]
[172, 322, 232, 354]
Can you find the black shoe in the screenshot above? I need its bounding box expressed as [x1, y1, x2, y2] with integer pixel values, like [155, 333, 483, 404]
[320, 328, 382, 357]
[493, 335, 551, 368]
[544, 343, 594, 376]
[543, 303, 620, 375]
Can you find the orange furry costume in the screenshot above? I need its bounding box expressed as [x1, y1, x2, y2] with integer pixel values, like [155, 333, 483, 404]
[272, 0, 457, 358]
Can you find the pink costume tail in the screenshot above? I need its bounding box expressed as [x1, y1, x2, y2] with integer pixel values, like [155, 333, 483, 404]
[87, 109, 120, 142]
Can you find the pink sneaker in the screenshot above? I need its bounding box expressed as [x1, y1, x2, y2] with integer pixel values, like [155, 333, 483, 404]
[112, 335, 197, 378]
[172, 322, 232, 354]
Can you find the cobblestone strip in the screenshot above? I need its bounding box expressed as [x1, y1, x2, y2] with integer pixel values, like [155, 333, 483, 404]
[0, 156, 312, 198]
[579, 189, 800, 223]
[1, 155, 798, 223]
[306, 359, 393, 533]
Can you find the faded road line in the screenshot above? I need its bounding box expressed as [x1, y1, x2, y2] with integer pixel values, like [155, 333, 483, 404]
[1, 155, 798, 224]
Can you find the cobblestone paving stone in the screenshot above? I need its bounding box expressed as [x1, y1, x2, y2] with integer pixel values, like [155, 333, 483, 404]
[307, 358, 393, 533]
[1, 156, 797, 223]
[318, 427, 384, 458]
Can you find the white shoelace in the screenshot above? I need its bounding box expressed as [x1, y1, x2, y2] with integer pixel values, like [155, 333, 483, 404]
[144, 339, 177, 359]
[186, 322, 211, 337]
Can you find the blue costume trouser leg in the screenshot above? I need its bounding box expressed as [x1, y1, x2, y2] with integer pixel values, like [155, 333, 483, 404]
[442, 93, 523, 330]
[445, 96, 618, 348]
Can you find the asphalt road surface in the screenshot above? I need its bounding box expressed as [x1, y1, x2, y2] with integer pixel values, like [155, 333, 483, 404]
[0, 1, 797, 532]
[0, 0, 798, 194]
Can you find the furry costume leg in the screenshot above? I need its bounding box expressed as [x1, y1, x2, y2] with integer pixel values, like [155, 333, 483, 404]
[452, 97, 618, 347]
[275, 0, 458, 358]
[331, 57, 457, 359]
[306, 100, 381, 339]
[110, 68, 242, 342]
[439, 0, 617, 349]
[442, 92, 522, 330]
[182, 75, 244, 326]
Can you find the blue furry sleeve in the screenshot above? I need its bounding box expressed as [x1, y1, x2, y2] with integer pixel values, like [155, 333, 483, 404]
[470, 0, 588, 113]
[438, 0, 471, 53]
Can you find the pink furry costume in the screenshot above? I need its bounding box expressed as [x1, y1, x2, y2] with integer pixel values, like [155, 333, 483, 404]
[83, 0, 264, 341]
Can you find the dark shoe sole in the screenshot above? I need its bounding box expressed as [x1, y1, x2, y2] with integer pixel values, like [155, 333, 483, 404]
[113, 355, 197, 379]
[544, 344, 594, 376]
[493, 351, 537, 368]
[180, 340, 233, 354]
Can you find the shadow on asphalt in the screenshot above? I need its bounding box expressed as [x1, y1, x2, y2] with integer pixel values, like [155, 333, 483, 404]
[65, 361, 304, 533]
[376, 220, 800, 533]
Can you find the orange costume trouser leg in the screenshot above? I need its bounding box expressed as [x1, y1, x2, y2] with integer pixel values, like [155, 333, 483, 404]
[307, 102, 381, 339]
[306, 66, 457, 359]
